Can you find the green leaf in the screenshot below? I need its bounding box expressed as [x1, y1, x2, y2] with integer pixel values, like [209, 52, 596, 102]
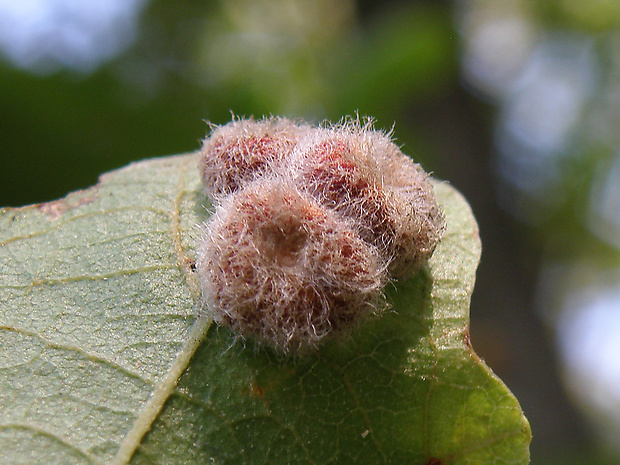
[0, 153, 530, 464]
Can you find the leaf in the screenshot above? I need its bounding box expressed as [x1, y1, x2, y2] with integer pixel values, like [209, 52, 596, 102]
[0, 153, 531, 465]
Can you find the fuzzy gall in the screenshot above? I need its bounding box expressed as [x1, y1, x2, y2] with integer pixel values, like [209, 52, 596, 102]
[197, 116, 444, 353]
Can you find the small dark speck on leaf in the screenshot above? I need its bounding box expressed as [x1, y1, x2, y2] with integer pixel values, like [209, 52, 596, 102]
[425, 459, 442, 465]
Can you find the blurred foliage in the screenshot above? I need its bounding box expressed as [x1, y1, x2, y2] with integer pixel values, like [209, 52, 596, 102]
[0, 0, 457, 207]
[459, 0, 620, 461]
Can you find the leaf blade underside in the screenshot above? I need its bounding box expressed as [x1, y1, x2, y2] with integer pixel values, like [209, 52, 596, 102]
[0, 153, 530, 465]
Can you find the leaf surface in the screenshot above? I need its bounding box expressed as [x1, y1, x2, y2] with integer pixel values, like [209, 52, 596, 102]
[0, 153, 530, 464]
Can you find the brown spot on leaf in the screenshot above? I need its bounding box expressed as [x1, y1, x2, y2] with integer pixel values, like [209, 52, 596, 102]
[463, 325, 472, 349]
[249, 381, 265, 399]
[38, 190, 96, 220]
[245, 379, 272, 413]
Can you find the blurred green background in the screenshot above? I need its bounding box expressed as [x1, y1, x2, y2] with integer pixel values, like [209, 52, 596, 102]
[2, 0, 620, 463]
